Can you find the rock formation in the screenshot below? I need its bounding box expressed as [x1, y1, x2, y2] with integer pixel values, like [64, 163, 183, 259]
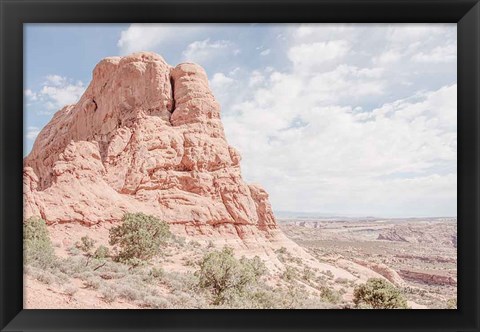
[23, 52, 277, 238]
[377, 223, 457, 248]
[398, 269, 457, 286]
[352, 259, 405, 287]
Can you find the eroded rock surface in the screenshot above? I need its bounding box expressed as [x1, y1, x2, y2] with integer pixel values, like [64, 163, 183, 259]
[24, 52, 276, 235]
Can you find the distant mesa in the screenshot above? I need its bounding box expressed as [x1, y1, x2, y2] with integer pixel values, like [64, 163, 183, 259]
[23, 52, 277, 238]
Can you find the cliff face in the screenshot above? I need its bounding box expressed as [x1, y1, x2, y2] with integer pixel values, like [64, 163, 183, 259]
[24, 52, 276, 236]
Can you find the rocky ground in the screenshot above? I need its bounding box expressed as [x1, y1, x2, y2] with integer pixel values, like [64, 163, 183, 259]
[24, 217, 456, 309]
[278, 217, 457, 308]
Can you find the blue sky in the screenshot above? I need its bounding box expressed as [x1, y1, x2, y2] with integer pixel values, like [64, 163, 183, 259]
[24, 24, 457, 217]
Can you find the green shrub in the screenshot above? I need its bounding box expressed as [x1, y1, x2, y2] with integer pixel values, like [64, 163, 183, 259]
[77, 235, 96, 255]
[183, 256, 197, 267]
[277, 284, 327, 309]
[94, 245, 110, 260]
[302, 267, 315, 281]
[149, 267, 165, 280]
[109, 213, 171, 264]
[355, 302, 374, 309]
[215, 281, 335, 309]
[172, 235, 186, 247]
[63, 285, 78, 296]
[276, 247, 287, 255]
[116, 284, 144, 301]
[290, 256, 303, 265]
[83, 276, 102, 290]
[67, 246, 81, 256]
[189, 240, 201, 249]
[101, 285, 118, 303]
[196, 247, 266, 305]
[142, 295, 169, 309]
[164, 271, 199, 294]
[335, 277, 350, 285]
[23, 217, 56, 269]
[353, 278, 408, 309]
[240, 256, 267, 278]
[30, 269, 55, 285]
[245, 288, 278, 309]
[319, 286, 341, 304]
[282, 266, 297, 282]
[58, 256, 89, 275]
[447, 297, 457, 309]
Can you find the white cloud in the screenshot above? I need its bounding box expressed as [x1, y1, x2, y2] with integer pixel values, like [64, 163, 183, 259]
[229, 67, 241, 76]
[412, 44, 457, 63]
[387, 25, 446, 44]
[45, 74, 66, 86]
[39, 79, 85, 110]
[260, 49, 271, 56]
[295, 25, 314, 38]
[374, 50, 402, 64]
[211, 72, 234, 86]
[182, 39, 239, 65]
[209, 72, 242, 111]
[223, 83, 456, 216]
[216, 24, 457, 216]
[288, 40, 350, 71]
[24, 89, 37, 101]
[118, 24, 207, 55]
[26, 75, 85, 113]
[373, 25, 456, 67]
[26, 126, 40, 140]
[249, 71, 265, 87]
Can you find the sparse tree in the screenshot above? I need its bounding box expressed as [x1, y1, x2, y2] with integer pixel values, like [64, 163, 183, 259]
[196, 247, 266, 305]
[109, 213, 171, 264]
[23, 216, 56, 268]
[353, 278, 408, 309]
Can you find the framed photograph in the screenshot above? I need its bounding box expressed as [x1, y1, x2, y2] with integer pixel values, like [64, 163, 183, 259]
[1, 0, 479, 331]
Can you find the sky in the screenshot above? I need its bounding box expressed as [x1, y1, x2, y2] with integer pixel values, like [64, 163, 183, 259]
[24, 23, 457, 217]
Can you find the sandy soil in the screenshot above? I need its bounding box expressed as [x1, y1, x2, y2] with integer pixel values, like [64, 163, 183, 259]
[24, 274, 140, 309]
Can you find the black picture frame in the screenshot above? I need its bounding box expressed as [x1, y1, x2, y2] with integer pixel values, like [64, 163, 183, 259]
[1, 0, 479, 331]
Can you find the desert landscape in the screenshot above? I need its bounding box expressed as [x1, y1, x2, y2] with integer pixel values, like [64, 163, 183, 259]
[279, 217, 457, 308]
[23, 51, 457, 309]
[24, 215, 457, 309]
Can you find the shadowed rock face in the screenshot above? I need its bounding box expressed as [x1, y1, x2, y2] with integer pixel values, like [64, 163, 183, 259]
[24, 52, 277, 234]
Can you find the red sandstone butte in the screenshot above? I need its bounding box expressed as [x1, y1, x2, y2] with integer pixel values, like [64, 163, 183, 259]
[23, 52, 277, 237]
